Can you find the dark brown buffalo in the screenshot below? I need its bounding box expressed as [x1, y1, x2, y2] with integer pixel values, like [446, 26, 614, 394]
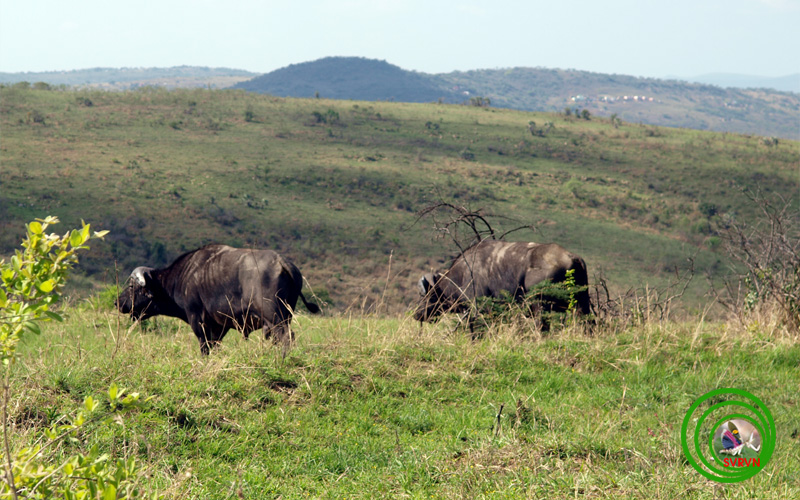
[116, 244, 320, 354]
[414, 240, 590, 324]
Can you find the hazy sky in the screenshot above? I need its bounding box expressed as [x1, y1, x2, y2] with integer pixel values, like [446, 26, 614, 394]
[1, 0, 797, 78]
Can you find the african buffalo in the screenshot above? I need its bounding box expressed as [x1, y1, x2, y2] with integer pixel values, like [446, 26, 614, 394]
[414, 240, 590, 325]
[116, 244, 320, 354]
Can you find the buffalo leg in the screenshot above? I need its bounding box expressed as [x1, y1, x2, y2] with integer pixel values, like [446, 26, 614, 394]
[265, 321, 293, 359]
[190, 316, 225, 355]
[266, 321, 293, 344]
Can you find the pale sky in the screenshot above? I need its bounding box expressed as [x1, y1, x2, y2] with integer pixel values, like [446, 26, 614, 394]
[1, 0, 798, 78]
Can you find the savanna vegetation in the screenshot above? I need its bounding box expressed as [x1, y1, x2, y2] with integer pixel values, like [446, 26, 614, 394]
[2, 84, 797, 312]
[0, 85, 798, 498]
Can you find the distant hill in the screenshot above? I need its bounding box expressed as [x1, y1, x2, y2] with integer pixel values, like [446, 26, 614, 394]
[234, 57, 456, 103]
[685, 73, 800, 93]
[440, 67, 800, 139]
[0, 66, 256, 90]
[235, 58, 799, 140]
[3, 60, 797, 138]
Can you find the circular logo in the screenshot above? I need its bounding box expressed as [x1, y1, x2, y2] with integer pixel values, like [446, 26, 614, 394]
[681, 388, 775, 483]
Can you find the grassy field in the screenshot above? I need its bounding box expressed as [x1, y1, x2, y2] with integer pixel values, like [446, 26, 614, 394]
[2, 86, 798, 497]
[7, 298, 799, 499]
[2, 85, 798, 314]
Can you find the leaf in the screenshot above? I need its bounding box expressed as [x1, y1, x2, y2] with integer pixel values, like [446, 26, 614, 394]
[122, 393, 140, 406]
[38, 279, 55, 293]
[44, 310, 63, 322]
[103, 484, 117, 500]
[80, 223, 91, 243]
[69, 229, 84, 248]
[94, 230, 110, 239]
[24, 321, 41, 335]
[29, 221, 43, 235]
[108, 383, 118, 401]
[85, 396, 99, 412]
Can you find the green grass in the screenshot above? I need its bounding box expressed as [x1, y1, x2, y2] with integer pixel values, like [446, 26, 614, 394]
[7, 301, 800, 499]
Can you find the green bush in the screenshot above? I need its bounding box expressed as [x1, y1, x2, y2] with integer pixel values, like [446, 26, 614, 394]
[473, 269, 588, 331]
[0, 217, 157, 499]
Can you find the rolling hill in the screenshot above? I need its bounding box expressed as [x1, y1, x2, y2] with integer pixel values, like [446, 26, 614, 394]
[686, 73, 800, 93]
[0, 66, 256, 90]
[233, 57, 800, 140]
[3, 59, 796, 139]
[1, 85, 798, 312]
[234, 57, 452, 103]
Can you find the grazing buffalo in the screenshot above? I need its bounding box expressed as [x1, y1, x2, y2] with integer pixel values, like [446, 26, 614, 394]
[116, 244, 320, 355]
[414, 240, 590, 325]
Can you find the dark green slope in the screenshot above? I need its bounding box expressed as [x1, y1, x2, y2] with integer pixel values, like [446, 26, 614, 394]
[235, 57, 457, 103]
[1, 86, 797, 311]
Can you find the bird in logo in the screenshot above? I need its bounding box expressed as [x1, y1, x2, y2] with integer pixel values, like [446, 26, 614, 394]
[718, 420, 761, 456]
[721, 422, 743, 454]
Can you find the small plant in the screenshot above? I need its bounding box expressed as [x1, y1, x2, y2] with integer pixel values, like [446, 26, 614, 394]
[527, 121, 553, 137]
[761, 136, 779, 147]
[311, 109, 340, 125]
[472, 272, 587, 332]
[0, 217, 107, 365]
[469, 96, 491, 107]
[4, 384, 148, 500]
[0, 217, 156, 499]
[459, 148, 476, 161]
[26, 111, 45, 125]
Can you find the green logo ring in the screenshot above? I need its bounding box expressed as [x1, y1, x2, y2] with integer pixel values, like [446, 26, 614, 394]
[698, 408, 766, 479]
[694, 402, 767, 478]
[680, 388, 775, 483]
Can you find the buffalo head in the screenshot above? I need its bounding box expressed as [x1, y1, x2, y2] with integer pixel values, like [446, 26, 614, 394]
[413, 272, 455, 322]
[115, 267, 160, 320]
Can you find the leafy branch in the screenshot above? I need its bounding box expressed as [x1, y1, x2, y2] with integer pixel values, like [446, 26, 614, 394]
[0, 217, 158, 499]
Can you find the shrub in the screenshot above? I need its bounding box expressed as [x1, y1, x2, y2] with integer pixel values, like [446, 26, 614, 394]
[714, 191, 799, 330]
[459, 148, 476, 161]
[473, 270, 588, 332]
[0, 217, 156, 499]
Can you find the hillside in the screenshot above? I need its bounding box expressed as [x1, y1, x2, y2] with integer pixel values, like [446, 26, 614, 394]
[234, 57, 800, 139]
[439, 67, 800, 140]
[0, 66, 256, 90]
[686, 73, 800, 93]
[1, 85, 798, 311]
[235, 57, 454, 103]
